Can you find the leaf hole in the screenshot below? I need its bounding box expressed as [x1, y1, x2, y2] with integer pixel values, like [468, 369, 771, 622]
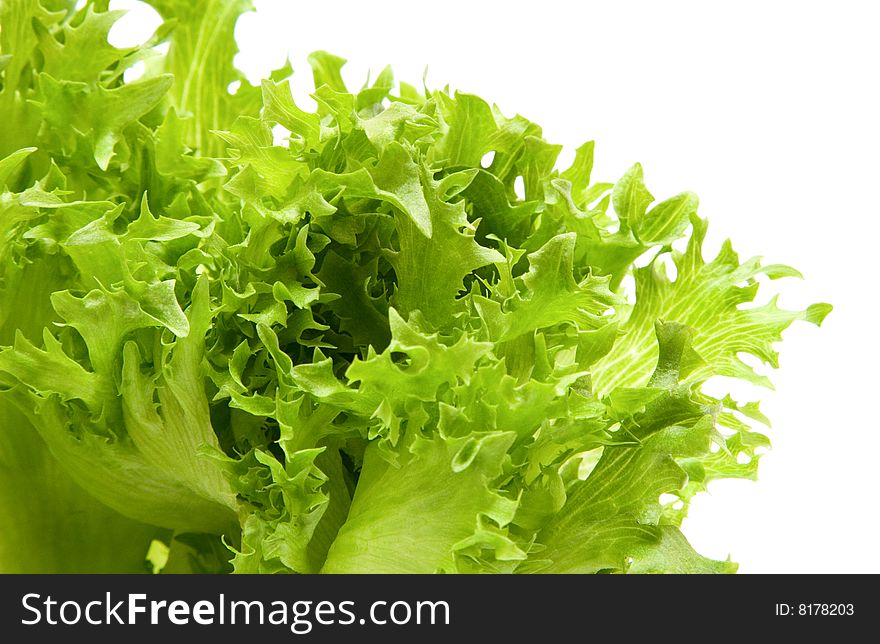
[617, 273, 636, 300]
[513, 176, 525, 200]
[390, 351, 411, 370]
[123, 60, 145, 83]
[107, 0, 163, 48]
[272, 124, 291, 147]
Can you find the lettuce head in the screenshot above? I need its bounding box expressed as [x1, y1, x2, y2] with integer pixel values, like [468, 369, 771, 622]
[0, 0, 830, 573]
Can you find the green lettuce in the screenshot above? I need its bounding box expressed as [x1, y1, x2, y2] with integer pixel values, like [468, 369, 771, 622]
[0, 0, 830, 573]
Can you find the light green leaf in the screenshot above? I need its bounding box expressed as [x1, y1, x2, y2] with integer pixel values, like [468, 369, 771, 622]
[613, 162, 654, 233]
[321, 431, 518, 573]
[592, 216, 831, 394]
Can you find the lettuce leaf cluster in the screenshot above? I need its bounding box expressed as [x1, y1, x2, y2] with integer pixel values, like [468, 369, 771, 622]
[0, 0, 830, 573]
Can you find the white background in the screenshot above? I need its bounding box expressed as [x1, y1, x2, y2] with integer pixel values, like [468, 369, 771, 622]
[112, 0, 879, 573]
